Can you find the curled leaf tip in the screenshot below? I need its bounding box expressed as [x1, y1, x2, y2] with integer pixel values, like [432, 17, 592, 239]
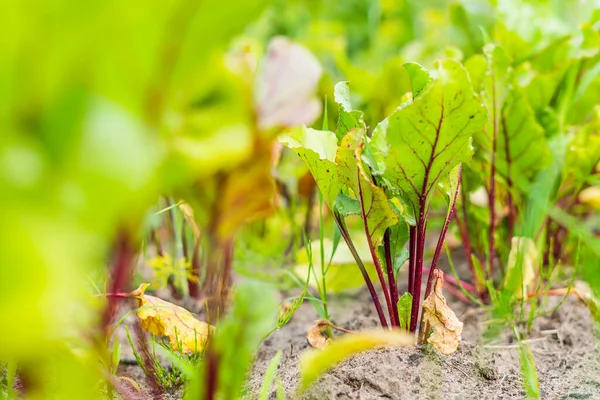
[127, 283, 151, 299]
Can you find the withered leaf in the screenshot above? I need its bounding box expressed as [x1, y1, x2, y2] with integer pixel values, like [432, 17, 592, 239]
[306, 319, 353, 349]
[422, 270, 464, 355]
[127, 283, 213, 353]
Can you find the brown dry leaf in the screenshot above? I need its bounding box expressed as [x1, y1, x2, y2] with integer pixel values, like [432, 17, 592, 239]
[127, 283, 213, 353]
[422, 270, 464, 355]
[306, 319, 353, 349]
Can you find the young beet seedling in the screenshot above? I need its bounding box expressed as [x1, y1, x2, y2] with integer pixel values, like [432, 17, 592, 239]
[281, 59, 487, 339]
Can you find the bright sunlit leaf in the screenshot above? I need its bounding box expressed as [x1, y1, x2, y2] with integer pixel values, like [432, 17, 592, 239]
[127, 284, 213, 353]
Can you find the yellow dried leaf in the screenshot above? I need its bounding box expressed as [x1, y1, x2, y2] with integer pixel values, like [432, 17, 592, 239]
[306, 320, 332, 349]
[422, 270, 464, 355]
[128, 283, 213, 353]
[306, 319, 353, 349]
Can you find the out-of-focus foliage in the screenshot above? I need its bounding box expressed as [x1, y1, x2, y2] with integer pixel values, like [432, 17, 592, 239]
[1, 0, 273, 397]
[2, 0, 600, 399]
[187, 281, 278, 399]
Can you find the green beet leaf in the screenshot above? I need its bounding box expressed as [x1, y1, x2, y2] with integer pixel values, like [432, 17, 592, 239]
[336, 129, 399, 248]
[279, 127, 341, 208]
[497, 87, 552, 191]
[334, 81, 366, 142]
[403, 62, 433, 100]
[397, 292, 413, 330]
[383, 59, 487, 218]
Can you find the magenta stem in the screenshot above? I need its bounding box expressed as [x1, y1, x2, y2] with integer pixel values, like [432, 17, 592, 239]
[357, 175, 395, 327]
[334, 213, 389, 328]
[384, 229, 400, 327]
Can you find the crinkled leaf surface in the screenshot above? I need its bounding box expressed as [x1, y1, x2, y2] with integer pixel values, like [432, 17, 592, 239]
[129, 284, 213, 353]
[299, 330, 414, 391]
[422, 270, 464, 355]
[383, 60, 486, 217]
[279, 127, 341, 208]
[336, 129, 398, 247]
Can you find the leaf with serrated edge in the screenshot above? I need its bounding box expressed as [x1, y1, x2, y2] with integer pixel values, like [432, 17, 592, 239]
[384, 59, 486, 218]
[279, 127, 341, 208]
[336, 129, 398, 247]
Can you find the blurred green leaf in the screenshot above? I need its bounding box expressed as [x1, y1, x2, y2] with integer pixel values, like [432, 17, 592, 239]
[188, 281, 278, 399]
[503, 237, 538, 298]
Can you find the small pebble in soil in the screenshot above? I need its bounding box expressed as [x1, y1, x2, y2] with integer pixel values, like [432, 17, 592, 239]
[476, 362, 500, 381]
[408, 353, 422, 364]
[567, 394, 591, 399]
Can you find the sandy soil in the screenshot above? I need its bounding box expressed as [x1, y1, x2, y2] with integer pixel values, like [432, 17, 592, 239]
[245, 249, 600, 400]
[246, 287, 600, 400]
[112, 252, 600, 400]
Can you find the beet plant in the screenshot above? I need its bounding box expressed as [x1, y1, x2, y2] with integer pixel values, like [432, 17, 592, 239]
[281, 59, 487, 336]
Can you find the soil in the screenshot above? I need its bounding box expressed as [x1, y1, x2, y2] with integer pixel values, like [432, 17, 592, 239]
[245, 251, 600, 400]
[111, 252, 600, 400]
[246, 287, 600, 400]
